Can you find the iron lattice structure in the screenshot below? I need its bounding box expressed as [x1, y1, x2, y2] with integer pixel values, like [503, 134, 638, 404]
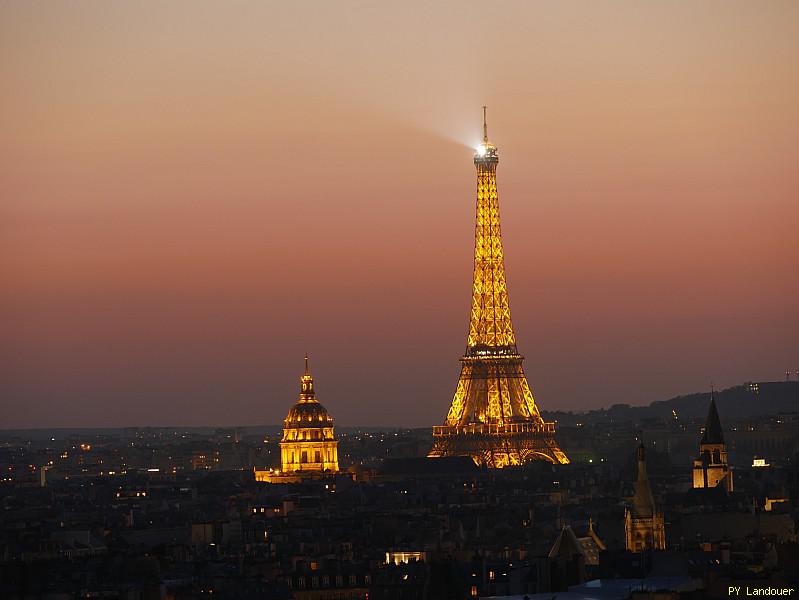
[428, 108, 569, 467]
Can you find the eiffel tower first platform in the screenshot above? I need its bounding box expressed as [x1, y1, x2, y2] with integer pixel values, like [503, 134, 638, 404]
[428, 108, 569, 467]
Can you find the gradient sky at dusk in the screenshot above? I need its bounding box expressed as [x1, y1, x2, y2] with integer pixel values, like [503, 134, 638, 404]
[2, 2, 798, 428]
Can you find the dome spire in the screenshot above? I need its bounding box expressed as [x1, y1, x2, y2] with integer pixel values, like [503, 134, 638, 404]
[299, 355, 315, 401]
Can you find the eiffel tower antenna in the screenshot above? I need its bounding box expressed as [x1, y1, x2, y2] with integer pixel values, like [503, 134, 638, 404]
[428, 108, 569, 467]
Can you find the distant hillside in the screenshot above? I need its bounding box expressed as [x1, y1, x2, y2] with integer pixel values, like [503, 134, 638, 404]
[542, 381, 799, 426]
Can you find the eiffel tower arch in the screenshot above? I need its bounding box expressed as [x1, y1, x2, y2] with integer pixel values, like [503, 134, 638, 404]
[428, 108, 569, 467]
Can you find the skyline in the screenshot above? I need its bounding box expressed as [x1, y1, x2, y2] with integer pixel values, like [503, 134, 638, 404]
[2, 2, 798, 428]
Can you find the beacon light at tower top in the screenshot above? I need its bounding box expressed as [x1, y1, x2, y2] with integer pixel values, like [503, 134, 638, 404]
[475, 142, 497, 158]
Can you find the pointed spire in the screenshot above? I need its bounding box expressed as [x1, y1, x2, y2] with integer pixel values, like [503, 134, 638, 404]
[636, 441, 647, 481]
[482, 105, 489, 144]
[304, 354, 310, 376]
[632, 441, 655, 518]
[701, 388, 725, 445]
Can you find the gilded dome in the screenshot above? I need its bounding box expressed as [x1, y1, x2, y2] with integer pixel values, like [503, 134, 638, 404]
[284, 399, 334, 428]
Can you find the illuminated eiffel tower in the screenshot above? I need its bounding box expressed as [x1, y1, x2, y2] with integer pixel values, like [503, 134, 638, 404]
[428, 108, 569, 467]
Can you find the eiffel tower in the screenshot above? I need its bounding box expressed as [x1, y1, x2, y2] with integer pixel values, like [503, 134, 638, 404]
[428, 108, 569, 467]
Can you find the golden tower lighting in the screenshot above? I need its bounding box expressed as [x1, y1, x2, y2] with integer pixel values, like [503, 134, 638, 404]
[428, 107, 569, 467]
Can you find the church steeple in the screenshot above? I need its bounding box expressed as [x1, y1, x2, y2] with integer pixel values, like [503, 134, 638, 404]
[700, 389, 724, 445]
[625, 441, 666, 551]
[693, 386, 733, 492]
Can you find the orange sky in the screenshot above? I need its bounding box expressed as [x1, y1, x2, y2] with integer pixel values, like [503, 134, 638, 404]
[1, 2, 797, 428]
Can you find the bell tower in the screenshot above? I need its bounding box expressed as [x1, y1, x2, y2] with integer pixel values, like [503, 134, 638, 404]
[692, 389, 733, 492]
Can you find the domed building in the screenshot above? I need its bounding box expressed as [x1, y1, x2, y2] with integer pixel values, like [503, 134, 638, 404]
[279, 357, 339, 474]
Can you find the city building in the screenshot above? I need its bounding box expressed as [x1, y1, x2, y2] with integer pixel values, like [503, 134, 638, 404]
[428, 108, 568, 467]
[277, 357, 339, 476]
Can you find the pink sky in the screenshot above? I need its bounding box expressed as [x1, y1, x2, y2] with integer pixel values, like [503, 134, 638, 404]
[1, 2, 797, 428]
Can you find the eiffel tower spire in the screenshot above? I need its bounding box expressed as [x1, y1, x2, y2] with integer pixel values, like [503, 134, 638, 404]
[468, 106, 514, 351]
[428, 108, 569, 467]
